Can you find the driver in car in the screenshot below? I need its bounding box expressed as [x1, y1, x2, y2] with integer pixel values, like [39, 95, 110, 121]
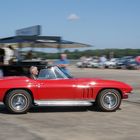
[29, 66, 39, 79]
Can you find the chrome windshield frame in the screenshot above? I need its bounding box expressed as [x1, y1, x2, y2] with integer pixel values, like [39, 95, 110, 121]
[38, 66, 69, 80]
[51, 66, 69, 79]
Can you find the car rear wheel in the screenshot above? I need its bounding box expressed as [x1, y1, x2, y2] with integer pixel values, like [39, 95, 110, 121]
[5, 89, 32, 114]
[96, 89, 121, 112]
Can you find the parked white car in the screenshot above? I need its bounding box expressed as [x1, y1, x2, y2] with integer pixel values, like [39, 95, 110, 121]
[76, 57, 93, 68]
[86, 59, 100, 68]
[105, 58, 118, 68]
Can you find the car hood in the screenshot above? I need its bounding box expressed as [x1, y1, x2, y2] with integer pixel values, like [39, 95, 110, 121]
[73, 78, 132, 90]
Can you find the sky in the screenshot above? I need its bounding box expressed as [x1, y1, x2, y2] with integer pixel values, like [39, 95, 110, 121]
[0, 0, 140, 50]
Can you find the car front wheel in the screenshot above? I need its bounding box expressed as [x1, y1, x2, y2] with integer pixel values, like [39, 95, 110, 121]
[96, 89, 121, 112]
[5, 89, 32, 114]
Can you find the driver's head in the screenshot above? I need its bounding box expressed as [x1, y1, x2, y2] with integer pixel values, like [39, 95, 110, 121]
[30, 66, 38, 76]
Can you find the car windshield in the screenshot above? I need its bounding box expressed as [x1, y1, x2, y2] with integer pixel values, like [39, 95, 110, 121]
[38, 66, 72, 79]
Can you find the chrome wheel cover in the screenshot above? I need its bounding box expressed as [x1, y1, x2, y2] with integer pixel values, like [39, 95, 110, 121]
[11, 94, 28, 111]
[102, 92, 118, 110]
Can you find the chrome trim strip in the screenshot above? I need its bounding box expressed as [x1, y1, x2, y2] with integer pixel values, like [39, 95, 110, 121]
[34, 100, 94, 106]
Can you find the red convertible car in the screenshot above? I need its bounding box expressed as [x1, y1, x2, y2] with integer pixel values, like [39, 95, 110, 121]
[0, 66, 132, 114]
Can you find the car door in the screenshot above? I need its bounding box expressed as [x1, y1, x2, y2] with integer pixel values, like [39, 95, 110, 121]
[37, 79, 78, 100]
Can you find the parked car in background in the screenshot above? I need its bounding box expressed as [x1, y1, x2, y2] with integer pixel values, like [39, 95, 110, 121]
[86, 59, 100, 68]
[76, 57, 93, 68]
[105, 58, 118, 68]
[76, 61, 84, 68]
[116, 56, 134, 69]
[126, 58, 140, 70]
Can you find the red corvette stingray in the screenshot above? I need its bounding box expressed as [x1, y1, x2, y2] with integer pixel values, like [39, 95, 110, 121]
[0, 66, 132, 114]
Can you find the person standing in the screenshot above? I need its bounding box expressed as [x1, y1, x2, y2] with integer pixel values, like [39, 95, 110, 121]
[56, 53, 70, 75]
[4, 45, 14, 65]
[0, 48, 5, 65]
[0, 48, 4, 77]
[99, 55, 107, 68]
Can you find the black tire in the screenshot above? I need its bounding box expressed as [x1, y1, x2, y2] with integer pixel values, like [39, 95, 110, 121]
[96, 89, 121, 112]
[5, 89, 32, 114]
